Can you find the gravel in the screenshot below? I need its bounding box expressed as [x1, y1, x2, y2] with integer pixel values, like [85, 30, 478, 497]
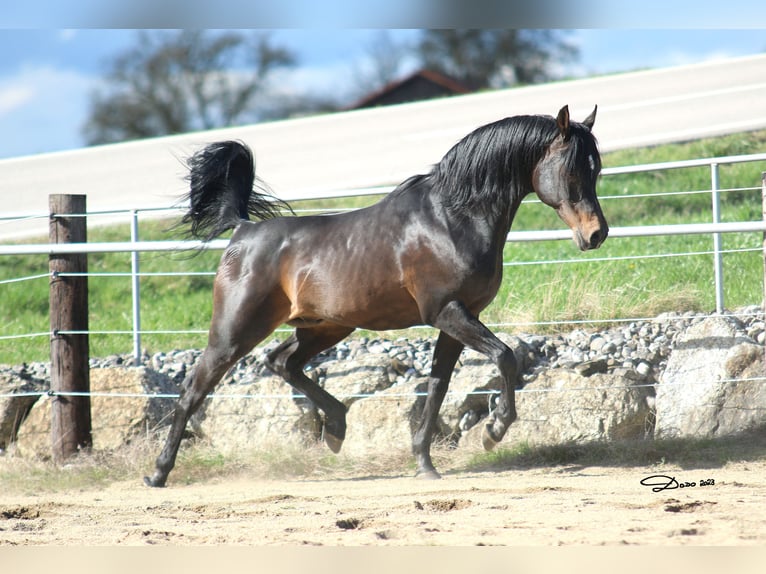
[4, 307, 764, 390]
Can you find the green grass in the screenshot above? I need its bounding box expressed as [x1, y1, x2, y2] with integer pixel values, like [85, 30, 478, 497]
[2, 129, 765, 365]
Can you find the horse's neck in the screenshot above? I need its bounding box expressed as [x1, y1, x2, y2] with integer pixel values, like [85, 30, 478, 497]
[506, 189, 531, 228]
[443, 196, 520, 261]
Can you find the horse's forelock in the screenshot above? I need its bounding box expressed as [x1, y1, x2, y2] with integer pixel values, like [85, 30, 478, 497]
[563, 123, 601, 181]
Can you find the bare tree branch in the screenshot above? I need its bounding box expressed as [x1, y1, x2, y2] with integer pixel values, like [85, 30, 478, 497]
[417, 30, 579, 90]
[83, 30, 296, 145]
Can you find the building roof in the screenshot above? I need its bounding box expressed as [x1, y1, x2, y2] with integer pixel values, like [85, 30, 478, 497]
[349, 69, 472, 110]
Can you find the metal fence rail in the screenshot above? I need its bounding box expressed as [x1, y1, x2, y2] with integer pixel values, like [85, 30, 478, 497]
[1, 151, 765, 362]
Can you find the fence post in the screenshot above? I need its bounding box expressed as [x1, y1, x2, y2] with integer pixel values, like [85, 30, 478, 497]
[130, 209, 142, 364]
[711, 162, 724, 313]
[49, 194, 91, 463]
[763, 172, 766, 361]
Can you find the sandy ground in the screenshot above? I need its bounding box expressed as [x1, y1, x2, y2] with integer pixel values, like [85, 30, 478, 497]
[1, 460, 765, 546]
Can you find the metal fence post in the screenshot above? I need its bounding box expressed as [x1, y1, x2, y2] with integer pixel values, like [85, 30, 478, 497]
[130, 209, 142, 363]
[711, 162, 724, 313]
[762, 171, 766, 361]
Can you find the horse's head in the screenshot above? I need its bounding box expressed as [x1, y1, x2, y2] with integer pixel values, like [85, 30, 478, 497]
[532, 105, 608, 251]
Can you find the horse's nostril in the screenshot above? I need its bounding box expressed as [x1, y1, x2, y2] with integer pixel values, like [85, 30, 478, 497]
[589, 230, 602, 249]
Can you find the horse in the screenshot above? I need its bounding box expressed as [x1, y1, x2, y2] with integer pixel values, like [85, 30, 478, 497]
[144, 104, 608, 487]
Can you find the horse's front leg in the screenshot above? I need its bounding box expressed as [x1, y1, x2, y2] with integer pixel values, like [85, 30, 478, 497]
[412, 332, 464, 479]
[432, 300, 518, 452]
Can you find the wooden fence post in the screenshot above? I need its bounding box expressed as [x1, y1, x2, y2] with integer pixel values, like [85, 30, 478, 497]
[49, 194, 91, 463]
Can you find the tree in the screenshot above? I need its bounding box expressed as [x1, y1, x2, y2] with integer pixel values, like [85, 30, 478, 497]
[83, 30, 296, 145]
[417, 29, 578, 90]
[351, 31, 416, 97]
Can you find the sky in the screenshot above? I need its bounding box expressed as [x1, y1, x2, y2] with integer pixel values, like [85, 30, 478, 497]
[1, 2, 765, 160]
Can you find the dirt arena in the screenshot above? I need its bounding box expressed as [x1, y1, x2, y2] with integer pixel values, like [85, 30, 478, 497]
[2, 459, 765, 546]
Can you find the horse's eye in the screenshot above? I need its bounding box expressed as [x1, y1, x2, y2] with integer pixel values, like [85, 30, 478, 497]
[588, 154, 596, 172]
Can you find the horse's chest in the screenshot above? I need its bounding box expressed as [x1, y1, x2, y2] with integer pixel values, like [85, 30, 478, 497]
[455, 251, 505, 310]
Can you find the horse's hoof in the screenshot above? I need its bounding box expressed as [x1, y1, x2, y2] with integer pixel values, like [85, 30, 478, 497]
[415, 469, 442, 480]
[482, 425, 499, 451]
[143, 475, 166, 488]
[323, 432, 344, 454]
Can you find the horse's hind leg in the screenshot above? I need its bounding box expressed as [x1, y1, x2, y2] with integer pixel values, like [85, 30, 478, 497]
[144, 290, 286, 487]
[144, 345, 243, 487]
[264, 325, 353, 453]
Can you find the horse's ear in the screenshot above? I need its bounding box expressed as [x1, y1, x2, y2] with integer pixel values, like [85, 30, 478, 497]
[556, 105, 571, 141]
[582, 105, 597, 130]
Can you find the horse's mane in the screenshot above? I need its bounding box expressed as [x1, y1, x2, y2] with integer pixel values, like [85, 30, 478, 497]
[426, 114, 598, 219]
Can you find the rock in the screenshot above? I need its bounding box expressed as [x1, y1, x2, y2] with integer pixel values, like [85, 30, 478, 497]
[459, 410, 480, 431]
[192, 374, 323, 453]
[635, 361, 653, 377]
[655, 316, 766, 439]
[322, 353, 396, 406]
[343, 338, 522, 453]
[344, 377, 434, 455]
[0, 369, 45, 452]
[441, 360, 507, 438]
[523, 369, 654, 443]
[575, 358, 609, 377]
[458, 368, 654, 451]
[195, 350, 412, 454]
[344, 352, 510, 453]
[589, 336, 607, 353]
[14, 367, 178, 458]
[601, 341, 617, 355]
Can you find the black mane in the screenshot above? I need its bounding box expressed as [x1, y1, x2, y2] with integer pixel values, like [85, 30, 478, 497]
[428, 114, 597, 219]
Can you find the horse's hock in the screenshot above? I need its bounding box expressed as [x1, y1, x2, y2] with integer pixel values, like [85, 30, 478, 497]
[2, 315, 765, 458]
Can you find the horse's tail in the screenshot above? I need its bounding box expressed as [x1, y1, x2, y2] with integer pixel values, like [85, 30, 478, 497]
[179, 140, 291, 241]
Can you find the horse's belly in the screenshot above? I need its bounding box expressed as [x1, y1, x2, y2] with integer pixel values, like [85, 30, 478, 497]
[288, 284, 423, 331]
[282, 236, 427, 330]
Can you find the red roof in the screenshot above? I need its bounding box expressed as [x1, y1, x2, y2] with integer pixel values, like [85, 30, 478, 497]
[349, 69, 472, 110]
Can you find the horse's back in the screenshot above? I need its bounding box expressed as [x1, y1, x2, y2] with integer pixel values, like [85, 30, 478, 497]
[220, 204, 430, 330]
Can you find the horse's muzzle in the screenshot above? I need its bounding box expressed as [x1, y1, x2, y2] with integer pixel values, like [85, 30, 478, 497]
[576, 225, 608, 251]
[557, 201, 608, 252]
[587, 226, 608, 250]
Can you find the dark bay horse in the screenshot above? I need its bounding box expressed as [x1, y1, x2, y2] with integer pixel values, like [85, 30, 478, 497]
[144, 105, 608, 486]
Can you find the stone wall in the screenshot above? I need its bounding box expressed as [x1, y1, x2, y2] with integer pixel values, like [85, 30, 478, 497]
[656, 316, 766, 439]
[1, 312, 764, 458]
[9, 367, 177, 458]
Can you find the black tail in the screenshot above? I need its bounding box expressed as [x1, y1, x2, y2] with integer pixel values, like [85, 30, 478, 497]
[179, 140, 291, 241]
